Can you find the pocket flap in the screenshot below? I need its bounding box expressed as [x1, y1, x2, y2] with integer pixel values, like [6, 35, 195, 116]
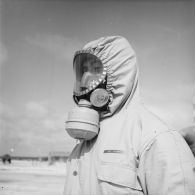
[97, 164, 142, 190]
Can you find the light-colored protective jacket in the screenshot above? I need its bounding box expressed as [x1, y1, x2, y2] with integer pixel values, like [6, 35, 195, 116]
[64, 36, 195, 195]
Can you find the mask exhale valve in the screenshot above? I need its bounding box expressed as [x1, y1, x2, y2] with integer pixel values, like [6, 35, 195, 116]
[65, 100, 99, 140]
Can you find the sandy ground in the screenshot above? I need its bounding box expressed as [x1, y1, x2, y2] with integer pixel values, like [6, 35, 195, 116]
[0, 160, 66, 195]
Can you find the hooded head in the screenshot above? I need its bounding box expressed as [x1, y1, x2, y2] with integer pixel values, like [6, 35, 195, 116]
[66, 36, 140, 140]
[75, 36, 139, 118]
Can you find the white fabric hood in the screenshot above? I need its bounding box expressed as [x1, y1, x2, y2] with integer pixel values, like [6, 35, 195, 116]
[77, 36, 139, 118]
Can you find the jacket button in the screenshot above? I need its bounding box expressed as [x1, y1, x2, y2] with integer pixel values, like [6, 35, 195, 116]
[73, 171, 78, 176]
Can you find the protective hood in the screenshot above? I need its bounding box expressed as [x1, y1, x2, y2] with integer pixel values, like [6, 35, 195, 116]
[76, 36, 139, 118]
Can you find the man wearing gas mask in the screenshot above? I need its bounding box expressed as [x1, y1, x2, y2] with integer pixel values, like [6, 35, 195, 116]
[64, 36, 195, 195]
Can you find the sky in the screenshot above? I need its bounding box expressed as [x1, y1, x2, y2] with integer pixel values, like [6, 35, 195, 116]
[0, 0, 195, 157]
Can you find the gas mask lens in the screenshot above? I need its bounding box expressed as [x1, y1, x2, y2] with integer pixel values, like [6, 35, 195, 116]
[74, 53, 104, 95]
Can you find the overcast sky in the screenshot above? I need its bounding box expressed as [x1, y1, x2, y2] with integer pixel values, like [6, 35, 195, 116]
[0, 0, 195, 156]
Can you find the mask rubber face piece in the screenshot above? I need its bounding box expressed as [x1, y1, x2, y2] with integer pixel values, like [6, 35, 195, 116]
[73, 53, 106, 96]
[65, 52, 108, 141]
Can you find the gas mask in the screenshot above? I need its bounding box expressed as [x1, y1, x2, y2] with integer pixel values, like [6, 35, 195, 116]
[65, 52, 110, 140]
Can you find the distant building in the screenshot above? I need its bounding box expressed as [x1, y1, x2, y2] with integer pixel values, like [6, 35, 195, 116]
[48, 151, 69, 165]
[2, 154, 12, 164]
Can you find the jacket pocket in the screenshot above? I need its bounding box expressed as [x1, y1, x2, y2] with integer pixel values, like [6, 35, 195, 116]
[97, 163, 142, 191]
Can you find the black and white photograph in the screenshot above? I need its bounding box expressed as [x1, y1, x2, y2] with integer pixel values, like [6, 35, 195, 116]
[0, 0, 195, 194]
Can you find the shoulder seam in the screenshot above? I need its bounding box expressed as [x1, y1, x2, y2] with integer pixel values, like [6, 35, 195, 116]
[139, 130, 176, 157]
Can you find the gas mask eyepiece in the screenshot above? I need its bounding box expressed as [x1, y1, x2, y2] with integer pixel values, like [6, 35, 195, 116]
[73, 52, 106, 96]
[65, 52, 110, 140]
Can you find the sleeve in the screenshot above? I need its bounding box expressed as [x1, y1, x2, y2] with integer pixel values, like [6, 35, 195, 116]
[138, 131, 195, 195]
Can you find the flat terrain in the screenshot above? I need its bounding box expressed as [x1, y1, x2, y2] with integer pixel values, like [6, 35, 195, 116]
[0, 160, 66, 195]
